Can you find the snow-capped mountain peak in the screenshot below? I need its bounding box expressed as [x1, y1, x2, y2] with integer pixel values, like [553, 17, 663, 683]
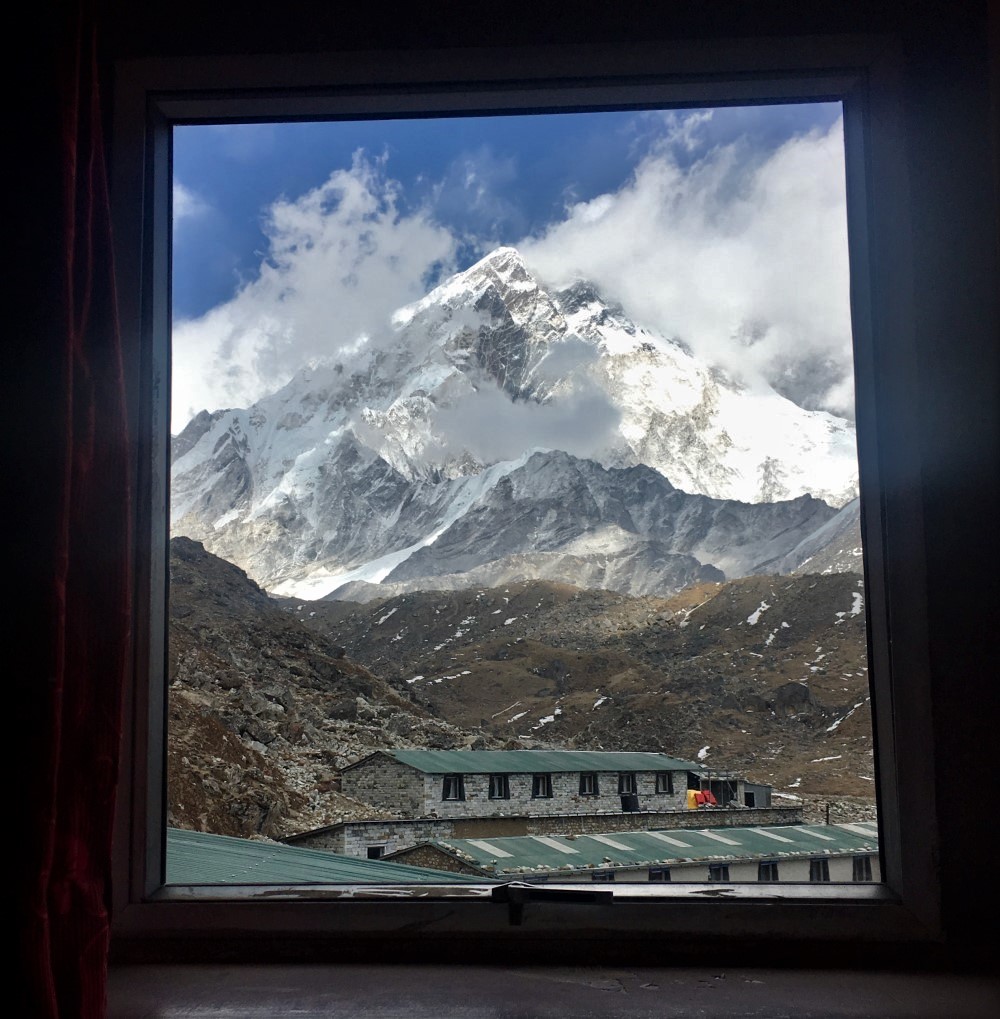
[172, 246, 859, 599]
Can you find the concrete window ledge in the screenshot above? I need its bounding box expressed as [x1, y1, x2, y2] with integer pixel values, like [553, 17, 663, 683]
[107, 964, 1000, 1018]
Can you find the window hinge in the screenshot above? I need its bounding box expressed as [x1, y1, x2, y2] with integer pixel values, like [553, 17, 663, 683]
[490, 881, 615, 926]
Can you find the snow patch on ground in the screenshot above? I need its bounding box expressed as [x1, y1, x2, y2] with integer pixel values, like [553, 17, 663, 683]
[746, 600, 771, 625]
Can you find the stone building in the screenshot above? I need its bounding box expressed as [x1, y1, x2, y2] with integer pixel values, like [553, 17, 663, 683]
[340, 749, 714, 818]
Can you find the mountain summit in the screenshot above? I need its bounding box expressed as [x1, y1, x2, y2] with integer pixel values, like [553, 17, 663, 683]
[172, 247, 858, 599]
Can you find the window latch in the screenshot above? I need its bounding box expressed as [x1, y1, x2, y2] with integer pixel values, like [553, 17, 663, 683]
[490, 880, 614, 926]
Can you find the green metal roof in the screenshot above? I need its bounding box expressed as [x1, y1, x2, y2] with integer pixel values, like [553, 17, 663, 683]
[361, 749, 699, 774]
[165, 827, 483, 884]
[395, 822, 880, 878]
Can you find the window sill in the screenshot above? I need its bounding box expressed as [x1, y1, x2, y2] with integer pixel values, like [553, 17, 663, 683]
[107, 963, 1000, 1018]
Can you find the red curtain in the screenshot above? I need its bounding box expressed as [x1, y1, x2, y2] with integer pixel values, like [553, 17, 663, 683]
[23, 4, 132, 1015]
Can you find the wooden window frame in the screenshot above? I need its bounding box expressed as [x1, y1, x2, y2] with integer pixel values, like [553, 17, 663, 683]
[442, 775, 466, 802]
[488, 774, 510, 800]
[531, 774, 553, 799]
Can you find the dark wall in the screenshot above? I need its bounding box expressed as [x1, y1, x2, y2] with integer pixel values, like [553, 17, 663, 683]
[17, 0, 1000, 968]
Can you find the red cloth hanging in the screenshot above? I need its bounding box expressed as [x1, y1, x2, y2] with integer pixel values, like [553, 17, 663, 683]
[23, 6, 131, 1016]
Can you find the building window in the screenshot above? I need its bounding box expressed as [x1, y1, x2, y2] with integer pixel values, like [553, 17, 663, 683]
[852, 855, 873, 882]
[745, 791, 757, 808]
[708, 863, 731, 882]
[758, 860, 780, 882]
[579, 773, 599, 796]
[648, 866, 671, 882]
[366, 845, 386, 860]
[655, 772, 673, 794]
[618, 773, 637, 795]
[591, 870, 616, 882]
[531, 774, 553, 798]
[442, 774, 465, 801]
[809, 858, 831, 882]
[488, 774, 510, 799]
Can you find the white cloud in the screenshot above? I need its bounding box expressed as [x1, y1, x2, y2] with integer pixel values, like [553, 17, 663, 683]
[171, 115, 855, 432]
[432, 360, 622, 464]
[172, 181, 209, 224]
[171, 155, 457, 429]
[518, 117, 854, 416]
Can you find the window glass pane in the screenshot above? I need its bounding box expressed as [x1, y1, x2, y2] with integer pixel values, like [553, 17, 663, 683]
[810, 858, 831, 882]
[167, 102, 878, 887]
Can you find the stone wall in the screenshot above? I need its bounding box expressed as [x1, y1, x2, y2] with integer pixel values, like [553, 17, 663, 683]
[385, 844, 485, 876]
[524, 805, 798, 835]
[287, 806, 803, 858]
[418, 769, 689, 817]
[340, 754, 424, 815]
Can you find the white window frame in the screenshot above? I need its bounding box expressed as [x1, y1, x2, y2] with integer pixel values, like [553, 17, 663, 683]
[109, 32, 943, 961]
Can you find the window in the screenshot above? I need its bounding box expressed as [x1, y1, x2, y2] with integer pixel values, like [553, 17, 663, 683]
[655, 773, 673, 795]
[648, 867, 671, 882]
[442, 774, 465, 801]
[488, 774, 510, 800]
[758, 860, 780, 882]
[591, 870, 616, 882]
[618, 774, 637, 796]
[852, 856, 873, 882]
[579, 773, 599, 796]
[366, 845, 386, 860]
[531, 774, 553, 799]
[110, 27, 957, 962]
[810, 859, 831, 883]
[708, 863, 731, 882]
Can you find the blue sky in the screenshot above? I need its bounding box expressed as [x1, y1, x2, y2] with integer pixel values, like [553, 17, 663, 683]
[171, 102, 851, 428]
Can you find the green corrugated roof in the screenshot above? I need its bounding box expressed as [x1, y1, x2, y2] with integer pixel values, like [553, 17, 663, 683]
[400, 822, 880, 877]
[366, 749, 699, 774]
[165, 827, 483, 884]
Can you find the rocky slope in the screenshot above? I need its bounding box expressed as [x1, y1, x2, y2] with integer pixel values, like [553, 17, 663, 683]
[170, 537, 876, 839]
[290, 570, 876, 812]
[167, 536, 503, 838]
